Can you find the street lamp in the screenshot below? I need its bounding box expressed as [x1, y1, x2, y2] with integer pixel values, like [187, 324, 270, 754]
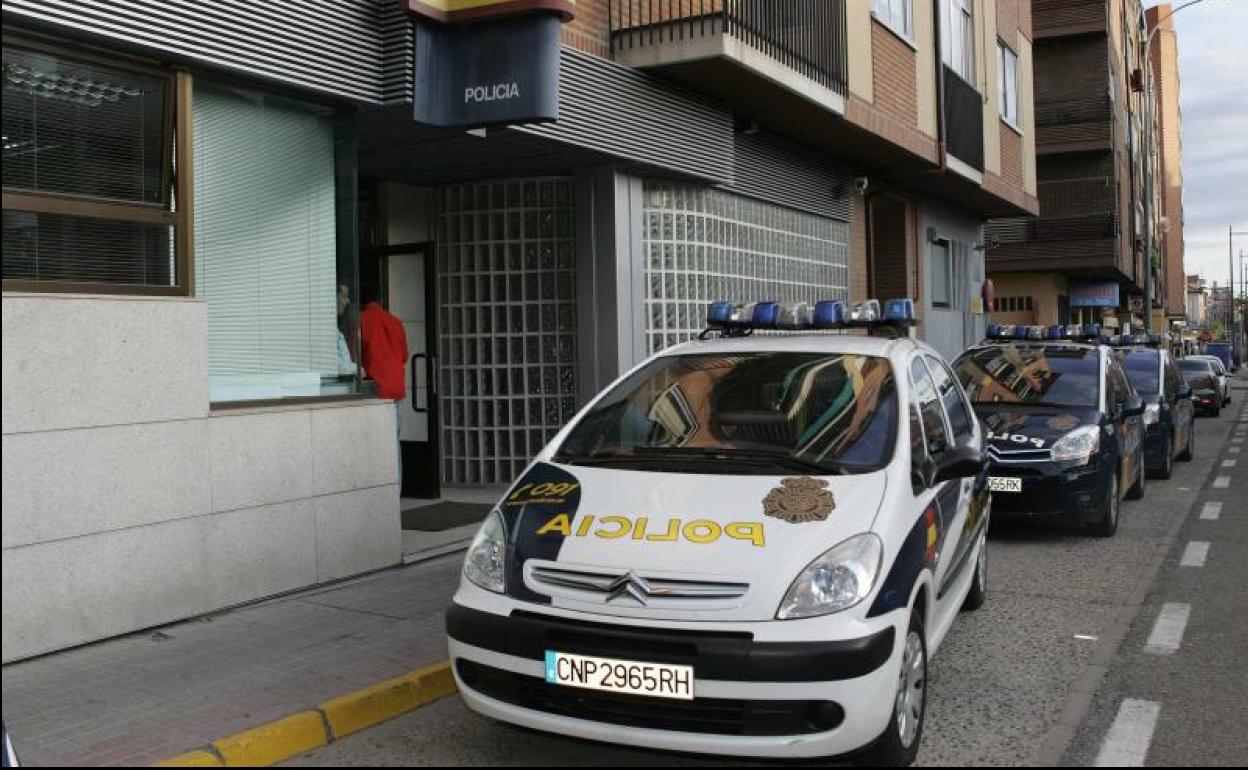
[1141, 0, 1210, 333]
[1231, 227, 1248, 364]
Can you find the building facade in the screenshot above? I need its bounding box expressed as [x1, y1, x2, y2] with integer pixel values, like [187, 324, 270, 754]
[985, 0, 1163, 334]
[1145, 3, 1186, 323]
[1, 0, 1035, 660]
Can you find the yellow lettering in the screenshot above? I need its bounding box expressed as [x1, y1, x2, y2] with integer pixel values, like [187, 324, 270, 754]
[646, 519, 681, 542]
[576, 514, 595, 537]
[536, 514, 570, 536]
[632, 517, 649, 540]
[725, 522, 765, 547]
[595, 516, 631, 539]
[683, 519, 722, 544]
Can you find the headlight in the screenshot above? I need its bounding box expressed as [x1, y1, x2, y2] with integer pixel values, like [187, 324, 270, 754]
[1143, 403, 1160, 426]
[777, 533, 883, 620]
[1051, 425, 1100, 463]
[464, 509, 507, 593]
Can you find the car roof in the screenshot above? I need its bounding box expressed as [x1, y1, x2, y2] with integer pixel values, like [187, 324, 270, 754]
[662, 331, 922, 360]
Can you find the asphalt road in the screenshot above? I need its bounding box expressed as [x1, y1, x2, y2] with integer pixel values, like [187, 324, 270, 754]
[286, 396, 1247, 767]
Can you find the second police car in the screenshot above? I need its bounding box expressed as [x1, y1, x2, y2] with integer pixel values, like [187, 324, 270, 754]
[1111, 336, 1196, 479]
[447, 298, 988, 766]
[951, 325, 1147, 537]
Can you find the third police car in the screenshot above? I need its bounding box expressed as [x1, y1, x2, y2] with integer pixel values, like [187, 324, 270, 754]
[951, 325, 1147, 536]
[447, 298, 988, 765]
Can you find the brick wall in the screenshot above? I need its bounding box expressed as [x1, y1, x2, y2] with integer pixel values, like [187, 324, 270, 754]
[851, 193, 869, 303]
[562, 2, 610, 57]
[997, 0, 1021, 42]
[1000, 123, 1024, 188]
[870, 21, 917, 129]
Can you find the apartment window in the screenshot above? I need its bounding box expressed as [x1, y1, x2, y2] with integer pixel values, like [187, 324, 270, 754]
[872, 0, 913, 41]
[998, 42, 1020, 129]
[2, 42, 189, 293]
[942, 0, 976, 83]
[194, 83, 358, 403]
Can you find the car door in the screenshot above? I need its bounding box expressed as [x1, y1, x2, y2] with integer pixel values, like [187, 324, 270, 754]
[907, 355, 968, 619]
[1164, 354, 1194, 451]
[1106, 358, 1140, 491]
[923, 355, 985, 604]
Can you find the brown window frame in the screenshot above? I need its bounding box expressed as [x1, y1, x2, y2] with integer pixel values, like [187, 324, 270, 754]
[1, 34, 194, 297]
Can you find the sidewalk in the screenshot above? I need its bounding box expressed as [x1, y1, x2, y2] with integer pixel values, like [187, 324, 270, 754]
[1, 554, 464, 767]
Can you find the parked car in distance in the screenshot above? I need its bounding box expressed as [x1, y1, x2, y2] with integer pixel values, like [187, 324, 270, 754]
[1186, 356, 1230, 407]
[1178, 357, 1225, 416]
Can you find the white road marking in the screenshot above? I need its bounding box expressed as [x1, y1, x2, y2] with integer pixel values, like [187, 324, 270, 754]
[1231, 446, 1242, 454]
[1180, 541, 1210, 567]
[1200, 502, 1223, 520]
[1094, 699, 1162, 767]
[1074, 634, 1098, 641]
[1213, 476, 1231, 489]
[1222, 459, 1238, 467]
[1145, 603, 1191, 654]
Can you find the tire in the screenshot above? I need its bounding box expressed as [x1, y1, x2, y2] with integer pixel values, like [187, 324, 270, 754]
[1149, 436, 1173, 480]
[1212, 402, 1221, 418]
[864, 612, 927, 767]
[1177, 423, 1194, 462]
[1090, 472, 1120, 537]
[962, 535, 988, 612]
[1126, 454, 1146, 500]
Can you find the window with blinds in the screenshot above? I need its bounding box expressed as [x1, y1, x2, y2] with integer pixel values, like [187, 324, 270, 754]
[193, 85, 345, 403]
[1, 43, 182, 291]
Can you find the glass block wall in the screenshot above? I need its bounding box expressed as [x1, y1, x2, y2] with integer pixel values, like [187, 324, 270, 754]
[436, 179, 578, 486]
[642, 182, 851, 354]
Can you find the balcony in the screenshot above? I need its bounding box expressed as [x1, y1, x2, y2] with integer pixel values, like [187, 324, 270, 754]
[1035, 95, 1113, 154]
[608, 1, 854, 154]
[1033, 0, 1108, 39]
[986, 212, 1132, 280]
[944, 67, 984, 173]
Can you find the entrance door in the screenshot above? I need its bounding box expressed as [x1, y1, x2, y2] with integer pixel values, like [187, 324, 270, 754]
[386, 247, 440, 499]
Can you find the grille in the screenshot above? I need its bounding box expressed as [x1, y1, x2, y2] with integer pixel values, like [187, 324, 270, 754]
[526, 563, 749, 608]
[457, 660, 844, 736]
[986, 445, 1053, 463]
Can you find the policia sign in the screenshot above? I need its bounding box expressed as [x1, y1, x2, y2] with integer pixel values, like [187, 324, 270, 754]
[409, 0, 573, 128]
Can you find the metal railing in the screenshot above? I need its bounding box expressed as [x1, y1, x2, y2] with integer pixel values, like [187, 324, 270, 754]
[608, 0, 847, 96]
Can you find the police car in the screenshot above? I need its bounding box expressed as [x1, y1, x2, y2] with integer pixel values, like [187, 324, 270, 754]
[1111, 335, 1195, 479]
[951, 325, 1147, 537]
[447, 299, 990, 766]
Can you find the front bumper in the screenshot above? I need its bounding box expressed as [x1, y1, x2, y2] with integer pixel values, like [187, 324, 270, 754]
[987, 458, 1109, 521]
[446, 597, 902, 759]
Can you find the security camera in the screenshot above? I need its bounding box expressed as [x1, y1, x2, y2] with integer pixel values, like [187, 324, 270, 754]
[852, 177, 870, 195]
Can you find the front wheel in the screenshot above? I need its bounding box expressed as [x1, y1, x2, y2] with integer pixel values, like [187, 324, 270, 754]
[1150, 436, 1173, 479]
[864, 612, 927, 767]
[1090, 473, 1120, 537]
[1125, 454, 1146, 500]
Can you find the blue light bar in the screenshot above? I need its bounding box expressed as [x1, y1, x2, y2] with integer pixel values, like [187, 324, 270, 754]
[985, 323, 1105, 343]
[883, 298, 917, 325]
[752, 301, 780, 328]
[703, 297, 916, 336]
[812, 300, 846, 327]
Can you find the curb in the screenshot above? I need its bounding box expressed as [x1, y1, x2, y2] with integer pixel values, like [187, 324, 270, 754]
[153, 661, 456, 767]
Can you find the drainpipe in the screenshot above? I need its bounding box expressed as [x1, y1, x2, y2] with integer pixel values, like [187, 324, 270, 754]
[934, 0, 947, 171]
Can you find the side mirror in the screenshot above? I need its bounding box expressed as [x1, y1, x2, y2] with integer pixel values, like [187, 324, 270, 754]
[1122, 394, 1145, 418]
[932, 441, 986, 485]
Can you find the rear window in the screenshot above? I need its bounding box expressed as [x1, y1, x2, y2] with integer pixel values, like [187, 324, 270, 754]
[953, 345, 1100, 409]
[1178, 359, 1214, 372]
[1117, 350, 1160, 394]
[555, 352, 898, 475]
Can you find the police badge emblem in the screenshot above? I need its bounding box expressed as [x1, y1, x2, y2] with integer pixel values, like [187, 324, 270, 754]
[762, 477, 835, 523]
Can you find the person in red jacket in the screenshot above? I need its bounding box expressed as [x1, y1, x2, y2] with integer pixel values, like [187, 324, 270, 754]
[359, 286, 409, 484]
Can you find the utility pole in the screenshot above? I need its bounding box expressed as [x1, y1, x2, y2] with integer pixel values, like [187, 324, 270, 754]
[1232, 227, 1248, 365]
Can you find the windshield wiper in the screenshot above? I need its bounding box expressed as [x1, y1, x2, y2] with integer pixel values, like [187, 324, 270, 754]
[632, 446, 848, 475]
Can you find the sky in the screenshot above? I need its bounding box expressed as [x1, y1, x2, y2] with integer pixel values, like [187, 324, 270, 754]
[1155, 0, 1248, 288]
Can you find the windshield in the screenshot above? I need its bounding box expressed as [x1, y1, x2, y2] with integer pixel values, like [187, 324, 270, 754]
[554, 352, 898, 475]
[953, 345, 1100, 408]
[1117, 350, 1160, 394]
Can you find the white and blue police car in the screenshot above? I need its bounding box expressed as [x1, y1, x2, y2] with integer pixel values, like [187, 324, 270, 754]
[446, 299, 990, 766]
